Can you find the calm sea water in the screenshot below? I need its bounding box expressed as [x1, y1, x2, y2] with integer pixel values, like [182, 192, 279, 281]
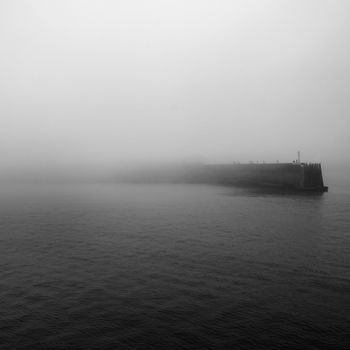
[0, 181, 349, 349]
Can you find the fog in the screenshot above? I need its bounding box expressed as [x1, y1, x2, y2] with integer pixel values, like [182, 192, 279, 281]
[1, 0, 350, 176]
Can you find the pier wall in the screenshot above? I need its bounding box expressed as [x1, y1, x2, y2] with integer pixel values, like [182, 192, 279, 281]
[202, 163, 303, 188]
[302, 163, 326, 190]
[117, 162, 327, 191]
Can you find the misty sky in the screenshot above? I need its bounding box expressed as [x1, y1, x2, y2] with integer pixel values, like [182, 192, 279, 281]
[1, 0, 349, 170]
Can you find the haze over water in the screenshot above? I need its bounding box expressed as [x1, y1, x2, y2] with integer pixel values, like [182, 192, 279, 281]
[1, 0, 350, 348]
[1, 0, 350, 171]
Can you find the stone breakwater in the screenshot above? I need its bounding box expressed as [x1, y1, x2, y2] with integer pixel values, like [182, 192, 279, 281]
[117, 162, 328, 192]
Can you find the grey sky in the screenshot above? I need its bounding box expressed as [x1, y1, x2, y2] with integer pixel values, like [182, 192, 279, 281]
[1, 0, 349, 170]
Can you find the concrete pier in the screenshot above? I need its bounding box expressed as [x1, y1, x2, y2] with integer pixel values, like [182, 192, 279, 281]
[117, 162, 328, 192]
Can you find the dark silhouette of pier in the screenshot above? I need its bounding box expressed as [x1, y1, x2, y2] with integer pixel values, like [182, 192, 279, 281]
[117, 162, 328, 192]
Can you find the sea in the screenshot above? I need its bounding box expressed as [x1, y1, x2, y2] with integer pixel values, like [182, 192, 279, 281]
[0, 176, 349, 349]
